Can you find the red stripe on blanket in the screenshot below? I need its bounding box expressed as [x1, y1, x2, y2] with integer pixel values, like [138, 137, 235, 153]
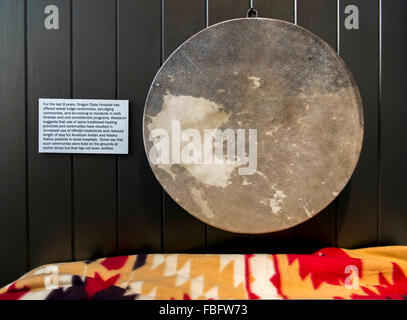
[270, 255, 287, 299]
[0, 283, 30, 300]
[244, 254, 260, 300]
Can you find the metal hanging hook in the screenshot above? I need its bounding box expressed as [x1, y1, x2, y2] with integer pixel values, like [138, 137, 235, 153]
[247, 0, 258, 18]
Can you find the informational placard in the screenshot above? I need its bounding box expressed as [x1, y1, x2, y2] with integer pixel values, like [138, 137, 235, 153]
[39, 99, 128, 154]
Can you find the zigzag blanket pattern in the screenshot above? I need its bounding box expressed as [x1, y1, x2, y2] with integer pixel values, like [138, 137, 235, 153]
[1, 246, 406, 300]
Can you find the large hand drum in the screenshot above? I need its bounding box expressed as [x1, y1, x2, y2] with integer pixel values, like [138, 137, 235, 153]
[143, 18, 363, 234]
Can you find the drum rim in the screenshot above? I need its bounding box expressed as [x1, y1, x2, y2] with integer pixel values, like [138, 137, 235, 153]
[142, 17, 364, 234]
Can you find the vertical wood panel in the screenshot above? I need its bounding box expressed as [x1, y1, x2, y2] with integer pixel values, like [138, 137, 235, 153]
[380, 0, 407, 245]
[72, 0, 117, 259]
[117, 0, 162, 253]
[250, 0, 296, 253]
[208, 0, 248, 25]
[163, 0, 207, 252]
[295, 0, 337, 250]
[27, 0, 72, 268]
[0, 0, 27, 286]
[256, 0, 294, 21]
[337, 0, 379, 248]
[297, 0, 337, 48]
[206, 0, 252, 253]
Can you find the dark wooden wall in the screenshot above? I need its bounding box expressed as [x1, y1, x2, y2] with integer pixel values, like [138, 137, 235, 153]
[0, 0, 406, 286]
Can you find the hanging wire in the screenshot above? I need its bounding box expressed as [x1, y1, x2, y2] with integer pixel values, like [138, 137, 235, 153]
[247, 0, 258, 17]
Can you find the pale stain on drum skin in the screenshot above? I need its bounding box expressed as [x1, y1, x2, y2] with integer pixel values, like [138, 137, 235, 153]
[191, 187, 214, 219]
[144, 18, 364, 234]
[248, 76, 261, 89]
[242, 177, 252, 186]
[148, 93, 239, 188]
[303, 207, 313, 218]
[260, 187, 287, 215]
